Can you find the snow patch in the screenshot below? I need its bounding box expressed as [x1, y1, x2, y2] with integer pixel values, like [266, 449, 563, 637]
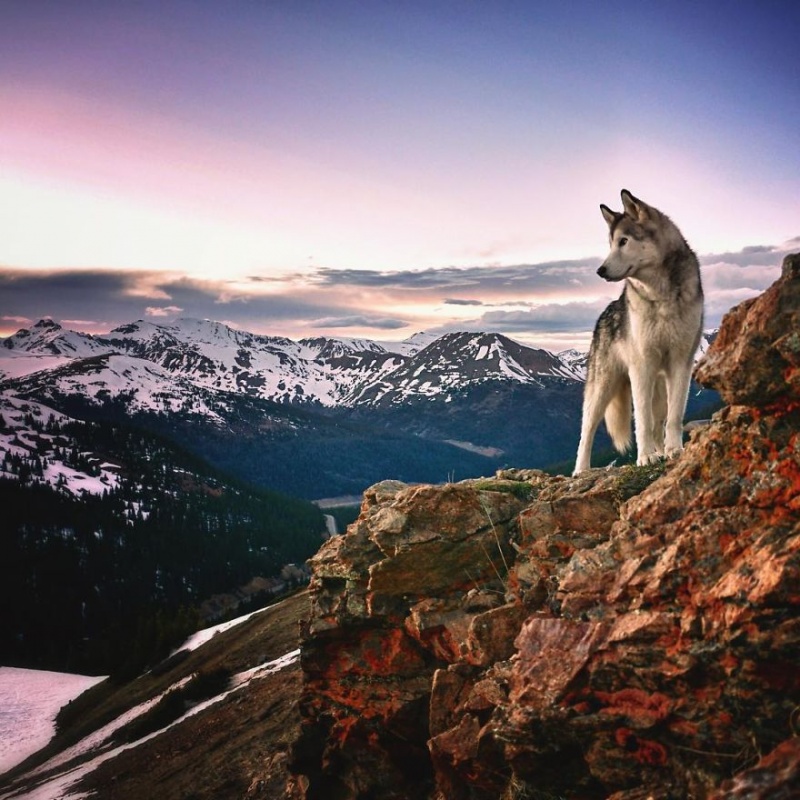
[173, 606, 267, 654]
[0, 667, 105, 775]
[3, 649, 300, 800]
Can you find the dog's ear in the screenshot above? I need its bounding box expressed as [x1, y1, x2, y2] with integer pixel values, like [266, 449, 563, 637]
[600, 204, 617, 228]
[620, 189, 651, 221]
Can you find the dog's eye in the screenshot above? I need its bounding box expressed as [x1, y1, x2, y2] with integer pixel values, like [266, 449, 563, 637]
[618, 237, 628, 247]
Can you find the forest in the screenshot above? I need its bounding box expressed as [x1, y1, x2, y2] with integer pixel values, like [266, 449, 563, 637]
[0, 413, 326, 678]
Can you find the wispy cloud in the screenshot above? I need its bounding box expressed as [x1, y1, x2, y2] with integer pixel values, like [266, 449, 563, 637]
[309, 315, 408, 330]
[145, 305, 183, 317]
[1, 314, 32, 325]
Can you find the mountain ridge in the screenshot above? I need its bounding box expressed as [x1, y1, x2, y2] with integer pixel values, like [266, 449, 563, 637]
[1, 317, 588, 408]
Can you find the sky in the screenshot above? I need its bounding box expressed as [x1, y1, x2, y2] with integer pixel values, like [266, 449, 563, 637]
[1, 0, 798, 351]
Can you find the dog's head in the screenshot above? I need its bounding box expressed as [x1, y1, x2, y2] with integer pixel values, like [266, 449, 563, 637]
[597, 190, 670, 282]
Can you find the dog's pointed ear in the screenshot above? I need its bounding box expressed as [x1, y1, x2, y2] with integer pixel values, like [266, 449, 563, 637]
[600, 204, 617, 228]
[620, 189, 651, 221]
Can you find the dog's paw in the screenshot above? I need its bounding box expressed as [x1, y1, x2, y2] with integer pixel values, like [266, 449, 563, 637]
[636, 451, 663, 467]
[665, 444, 684, 460]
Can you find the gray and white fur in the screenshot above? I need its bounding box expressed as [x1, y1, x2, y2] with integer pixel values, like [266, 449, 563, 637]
[573, 189, 704, 474]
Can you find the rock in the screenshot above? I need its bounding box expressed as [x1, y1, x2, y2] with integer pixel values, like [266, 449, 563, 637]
[291, 255, 800, 799]
[695, 251, 800, 404]
[710, 737, 800, 799]
[292, 479, 530, 799]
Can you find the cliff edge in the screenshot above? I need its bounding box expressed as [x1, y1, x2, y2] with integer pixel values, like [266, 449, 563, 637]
[291, 254, 800, 799]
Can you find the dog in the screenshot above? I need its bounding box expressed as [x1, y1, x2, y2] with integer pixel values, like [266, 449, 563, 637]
[573, 189, 704, 474]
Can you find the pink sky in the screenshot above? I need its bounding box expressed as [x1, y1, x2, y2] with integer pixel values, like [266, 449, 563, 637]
[1, 2, 798, 347]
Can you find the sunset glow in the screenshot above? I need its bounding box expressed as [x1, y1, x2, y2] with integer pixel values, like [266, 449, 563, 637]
[1, 1, 798, 347]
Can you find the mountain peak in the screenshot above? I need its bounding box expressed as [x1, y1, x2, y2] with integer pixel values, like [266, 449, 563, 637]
[33, 318, 61, 330]
[299, 336, 389, 359]
[1, 318, 107, 357]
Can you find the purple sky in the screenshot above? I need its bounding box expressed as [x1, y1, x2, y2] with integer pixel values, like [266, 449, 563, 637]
[1, 1, 798, 349]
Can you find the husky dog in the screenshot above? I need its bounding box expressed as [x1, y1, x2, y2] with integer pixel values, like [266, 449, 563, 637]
[573, 189, 704, 474]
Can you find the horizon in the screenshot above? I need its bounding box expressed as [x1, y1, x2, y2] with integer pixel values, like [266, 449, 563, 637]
[0, 304, 721, 359]
[1, 1, 798, 350]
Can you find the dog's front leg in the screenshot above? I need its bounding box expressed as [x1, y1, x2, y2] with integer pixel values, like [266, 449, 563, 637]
[629, 367, 660, 465]
[664, 361, 693, 458]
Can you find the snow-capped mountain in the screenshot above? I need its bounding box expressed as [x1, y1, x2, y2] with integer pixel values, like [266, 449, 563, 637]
[0, 317, 719, 421]
[0, 319, 113, 381]
[101, 318, 408, 406]
[0, 318, 587, 410]
[556, 348, 589, 381]
[354, 332, 583, 406]
[1, 317, 110, 358]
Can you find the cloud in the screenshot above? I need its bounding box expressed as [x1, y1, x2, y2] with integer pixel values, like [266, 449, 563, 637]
[701, 261, 780, 293]
[0, 241, 793, 343]
[443, 298, 484, 306]
[427, 300, 610, 336]
[309, 315, 408, 330]
[310, 258, 602, 296]
[698, 243, 794, 268]
[61, 319, 105, 327]
[145, 305, 184, 317]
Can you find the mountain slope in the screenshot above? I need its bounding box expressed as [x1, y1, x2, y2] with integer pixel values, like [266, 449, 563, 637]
[350, 331, 582, 406]
[0, 592, 310, 799]
[0, 391, 326, 676]
[102, 318, 408, 406]
[1, 318, 110, 359]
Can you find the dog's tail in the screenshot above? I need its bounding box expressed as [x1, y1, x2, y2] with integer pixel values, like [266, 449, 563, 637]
[605, 381, 632, 453]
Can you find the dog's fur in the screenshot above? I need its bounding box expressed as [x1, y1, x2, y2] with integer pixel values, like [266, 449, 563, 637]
[573, 189, 704, 474]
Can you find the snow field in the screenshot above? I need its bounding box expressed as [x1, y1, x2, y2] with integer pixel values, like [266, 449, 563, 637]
[0, 668, 105, 775]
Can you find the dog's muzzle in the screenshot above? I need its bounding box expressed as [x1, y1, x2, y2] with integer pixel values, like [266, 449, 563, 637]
[597, 264, 628, 282]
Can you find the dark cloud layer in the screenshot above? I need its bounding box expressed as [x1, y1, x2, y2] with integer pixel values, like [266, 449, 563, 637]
[310, 258, 602, 295]
[0, 268, 360, 331]
[0, 243, 792, 340]
[309, 315, 407, 330]
[443, 298, 484, 306]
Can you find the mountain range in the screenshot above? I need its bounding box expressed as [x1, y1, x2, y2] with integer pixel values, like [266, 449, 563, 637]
[1, 317, 718, 498]
[0, 317, 586, 406]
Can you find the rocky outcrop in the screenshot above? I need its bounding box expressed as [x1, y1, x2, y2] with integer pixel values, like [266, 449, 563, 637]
[291, 254, 800, 799]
